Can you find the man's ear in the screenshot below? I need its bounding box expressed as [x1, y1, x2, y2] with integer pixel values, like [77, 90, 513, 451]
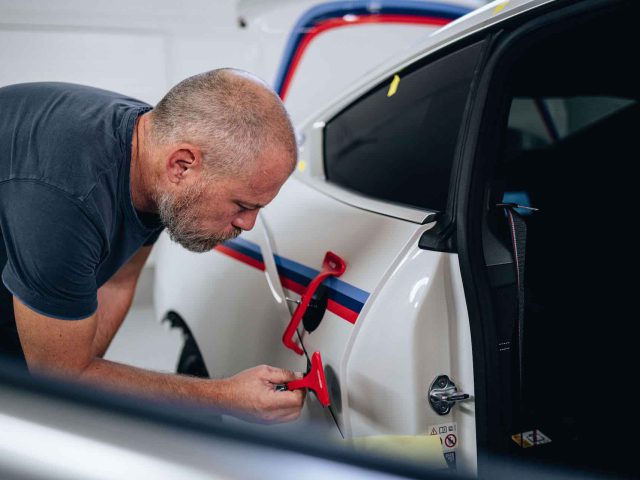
[165, 144, 203, 184]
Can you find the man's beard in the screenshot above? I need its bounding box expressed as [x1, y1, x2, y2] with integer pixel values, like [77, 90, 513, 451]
[156, 182, 241, 253]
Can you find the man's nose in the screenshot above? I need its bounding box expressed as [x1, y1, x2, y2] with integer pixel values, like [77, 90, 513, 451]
[232, 209, 259, 231]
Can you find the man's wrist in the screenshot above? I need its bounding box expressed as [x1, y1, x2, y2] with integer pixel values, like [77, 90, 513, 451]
[189, 376, 233, 408]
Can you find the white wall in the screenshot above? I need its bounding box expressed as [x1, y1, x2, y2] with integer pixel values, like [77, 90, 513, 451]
[0, 0, 262, 104]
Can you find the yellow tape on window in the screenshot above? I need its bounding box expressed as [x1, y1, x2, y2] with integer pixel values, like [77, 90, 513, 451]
[387, 74, 400, 97]
[493, 1, 509, 15]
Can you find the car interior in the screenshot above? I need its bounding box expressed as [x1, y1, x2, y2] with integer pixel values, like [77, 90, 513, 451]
[482, 1, 639, 476]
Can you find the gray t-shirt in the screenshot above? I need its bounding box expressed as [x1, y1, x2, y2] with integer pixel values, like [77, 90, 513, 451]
[0, 82, 164, 360]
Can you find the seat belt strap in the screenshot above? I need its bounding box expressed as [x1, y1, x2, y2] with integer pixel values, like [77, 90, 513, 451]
[496, 202, 531, 445]
[505, 207, 527, 397]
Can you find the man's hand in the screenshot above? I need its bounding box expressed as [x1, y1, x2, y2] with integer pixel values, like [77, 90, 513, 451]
[218, 365, 306, 424]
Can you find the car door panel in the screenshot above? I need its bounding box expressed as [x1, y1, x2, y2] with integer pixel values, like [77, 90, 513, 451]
[345, 246, 476, 471]
[260, 178, 421, 425]
[260, 174, 476, 471]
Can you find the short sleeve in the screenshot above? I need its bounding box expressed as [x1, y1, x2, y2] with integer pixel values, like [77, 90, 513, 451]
[0, 180, 104, 320]
[143, 227, 164, 246]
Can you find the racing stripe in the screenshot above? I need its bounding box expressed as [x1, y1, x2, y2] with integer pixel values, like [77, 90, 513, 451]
[215, 237, 369, 324]
[273, 0, 472, 99]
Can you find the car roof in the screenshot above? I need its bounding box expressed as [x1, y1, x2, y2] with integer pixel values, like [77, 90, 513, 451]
[298, 0, 556, 127]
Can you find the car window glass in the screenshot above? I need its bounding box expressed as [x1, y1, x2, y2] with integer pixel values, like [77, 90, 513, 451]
[507, 96, 635, 150]
[323, 42, 484, 212]
[503, 96, 636, 213]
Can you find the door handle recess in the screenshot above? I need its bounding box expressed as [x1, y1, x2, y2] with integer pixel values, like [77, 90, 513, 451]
[282, 251, 346, 355]
[281, 351, 331, 407]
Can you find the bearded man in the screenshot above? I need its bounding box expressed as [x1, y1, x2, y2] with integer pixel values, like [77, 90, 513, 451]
[0, 69, 304, 423]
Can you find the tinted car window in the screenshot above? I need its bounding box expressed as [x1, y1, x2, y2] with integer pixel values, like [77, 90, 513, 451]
[324, 42, 483, 212]
[507, 96, 635, 151]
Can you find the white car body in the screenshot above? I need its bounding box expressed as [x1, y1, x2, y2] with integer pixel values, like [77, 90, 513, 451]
[153, 0, 533, 473]
[155, 0, 492, 472]
[154, 0, 637, 476]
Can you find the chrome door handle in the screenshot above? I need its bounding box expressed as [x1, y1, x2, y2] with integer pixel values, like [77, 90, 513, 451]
[428, 375, 471, 415]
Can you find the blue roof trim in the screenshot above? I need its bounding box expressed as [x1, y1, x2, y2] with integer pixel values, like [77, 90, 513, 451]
[274, 0, 473, 94]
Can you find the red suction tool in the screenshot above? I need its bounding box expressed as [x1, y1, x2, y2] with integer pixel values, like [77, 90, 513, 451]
[282, 251, 346, 355]
[286, 351, 330, 407]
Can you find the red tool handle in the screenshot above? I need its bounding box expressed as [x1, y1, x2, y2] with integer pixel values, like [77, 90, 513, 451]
[286, 351, 331, 407]
[282, 251, 346, 355]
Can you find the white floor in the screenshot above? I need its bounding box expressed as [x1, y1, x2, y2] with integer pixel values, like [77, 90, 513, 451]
[104, 266, 183, 373]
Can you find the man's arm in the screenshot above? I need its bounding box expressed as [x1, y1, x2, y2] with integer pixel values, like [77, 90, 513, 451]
[92, 245, 152, 358]
[14, 290, 304, 424]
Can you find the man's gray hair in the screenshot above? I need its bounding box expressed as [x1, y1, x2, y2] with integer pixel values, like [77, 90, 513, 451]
[150, 68, 297, 177]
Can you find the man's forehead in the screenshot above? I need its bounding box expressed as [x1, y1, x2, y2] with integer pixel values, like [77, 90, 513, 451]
[206, 145, 293, 196]
[249, 149, 295, 181]
[213, 164, 286, 199]
[245, 167, 290, 195]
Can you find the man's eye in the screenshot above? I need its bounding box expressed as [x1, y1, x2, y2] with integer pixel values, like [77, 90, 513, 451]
[238, 203, 258, 211]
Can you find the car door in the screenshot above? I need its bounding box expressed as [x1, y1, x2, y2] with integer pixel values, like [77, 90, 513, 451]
[259, 40, 487, 472]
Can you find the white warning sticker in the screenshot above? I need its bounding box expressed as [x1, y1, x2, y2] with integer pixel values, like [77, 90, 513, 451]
[427, 422, 458, 454]
[511, 429, 552, 448]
